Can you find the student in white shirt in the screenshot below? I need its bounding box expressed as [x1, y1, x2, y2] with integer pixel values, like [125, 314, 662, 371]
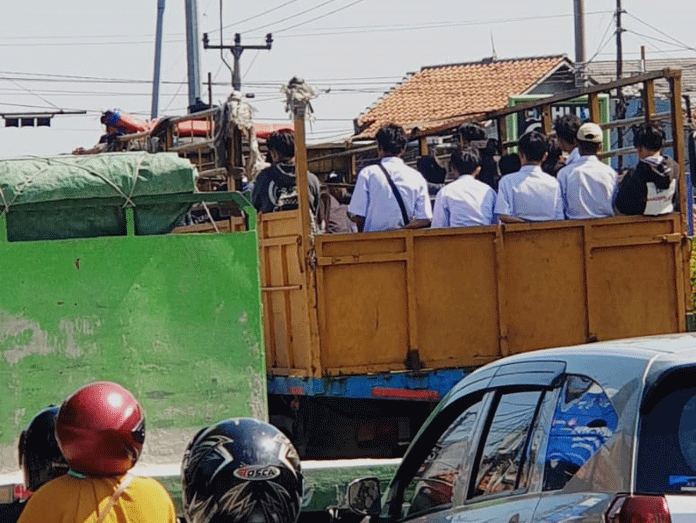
[495, 131, 564, 223]
[556, 122, 617, 219]
[553, 113, 582, 168]
[431, 147, 497, 228]
[348, 123, 432, 232]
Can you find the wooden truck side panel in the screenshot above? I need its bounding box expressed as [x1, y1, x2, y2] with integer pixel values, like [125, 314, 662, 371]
[261, 69, 691, 379]
[260, 214, 688, 377]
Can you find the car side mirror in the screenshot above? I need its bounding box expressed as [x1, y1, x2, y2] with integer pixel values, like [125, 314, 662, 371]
[346, 477, 382, 516]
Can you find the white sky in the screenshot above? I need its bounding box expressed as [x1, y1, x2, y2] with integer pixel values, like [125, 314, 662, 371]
[0, 1, 694, 158]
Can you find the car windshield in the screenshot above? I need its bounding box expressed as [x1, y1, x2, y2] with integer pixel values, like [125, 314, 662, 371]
[637, 384, 696, 494]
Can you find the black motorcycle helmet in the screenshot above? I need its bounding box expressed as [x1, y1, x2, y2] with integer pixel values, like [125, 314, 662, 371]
[181, 418, 303, 523]
[18, 406, 69, 492]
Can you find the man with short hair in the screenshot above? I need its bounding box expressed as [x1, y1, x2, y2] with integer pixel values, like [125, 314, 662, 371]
[252, 129, 321, 219]
[457, 122, 487, 149]
[556, 122, 617, 219]
[457, 122, 499, 190]
[348, 123, 432, 232]
[615, 122, 680, 215]
[553, 114, 582, 168]
[431, 147, 497, 228]
[321, 171, 354, 234]
[416, 155, 447, 206]
[494, 131, 563, 223]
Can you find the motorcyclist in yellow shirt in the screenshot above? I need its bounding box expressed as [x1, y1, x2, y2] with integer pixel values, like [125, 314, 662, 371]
[18, 381, 177, 523]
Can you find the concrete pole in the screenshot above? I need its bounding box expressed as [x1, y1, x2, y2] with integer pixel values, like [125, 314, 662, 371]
[616, 0, 625, 169]
[151, 0, 166, 119]
[574, 0, 586, 86]
[185, 0, 202, 111]
[616, 0, 623, 80]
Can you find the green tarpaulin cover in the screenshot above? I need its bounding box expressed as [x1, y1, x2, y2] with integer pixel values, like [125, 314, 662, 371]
[0, 152, 197, 241]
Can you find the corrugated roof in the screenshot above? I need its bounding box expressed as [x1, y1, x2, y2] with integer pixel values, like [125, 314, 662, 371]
[586, 58, 696, 97]
[354, 55, 570, 139]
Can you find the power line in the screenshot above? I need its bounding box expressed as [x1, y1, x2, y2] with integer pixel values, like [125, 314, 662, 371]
[0, 9, 613, 42]
[0, 71, 415, 91]
[0, 101, 99, 112]
[243, 0, 344, 33]
[0, 71, 164, 84]
[163, 75, 188, 112]
[0, 75, 60, 109]
[207, 0, 300, 35]
[638, 36, 674, 60]
[0, 10, 615, 47]
[0, 34, 160, 41]
[243, 50, 262, 80]
[596, 48, 696, 57]
[624, 11, 696, 53]
[0, 86, 193, 96]
[255, 10, 614, 38]
[273, 0, 369, 34]
[0, 39, 181, 48]
[586, 13, 616, 65]
[624, 29, 696, 54]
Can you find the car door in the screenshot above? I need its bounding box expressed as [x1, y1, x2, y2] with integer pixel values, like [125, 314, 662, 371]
[391, 391, 490, 523]
[377, 366, 499, 523]
[381, 361, 565, 523]
[446, 387, 551, 523]
[531, 374, 621, 523]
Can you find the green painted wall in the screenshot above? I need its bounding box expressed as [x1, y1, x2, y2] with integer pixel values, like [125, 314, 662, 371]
[0, 227, 265, 472]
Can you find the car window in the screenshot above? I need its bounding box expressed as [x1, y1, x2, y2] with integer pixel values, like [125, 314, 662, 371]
[637, 385, 696, 494]
[403, 397, 483, 518]
[543, 374, 618, 491]
[470, 390, 543, 498]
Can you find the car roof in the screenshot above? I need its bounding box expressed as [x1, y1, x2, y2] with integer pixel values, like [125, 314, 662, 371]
[448, 332, 696, 398]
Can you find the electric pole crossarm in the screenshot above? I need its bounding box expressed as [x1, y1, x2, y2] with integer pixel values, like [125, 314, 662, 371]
[202, 33, 273, 91]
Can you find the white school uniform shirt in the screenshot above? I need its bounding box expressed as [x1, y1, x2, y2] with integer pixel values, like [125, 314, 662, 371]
[495, 165, 564, 222]
[565, 147, 581, 167]
[431, 175, 497, 228]
[348, 156, 432, 232]
[557, 155, 618, 219]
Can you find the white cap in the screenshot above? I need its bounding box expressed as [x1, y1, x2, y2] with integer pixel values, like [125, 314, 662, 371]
[577, 122, 603, 143]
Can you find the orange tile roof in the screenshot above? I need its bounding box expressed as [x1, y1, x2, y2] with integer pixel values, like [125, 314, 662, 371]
[355, 55, 570, 139]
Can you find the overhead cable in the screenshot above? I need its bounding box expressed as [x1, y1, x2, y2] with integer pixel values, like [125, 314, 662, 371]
[273, 0, 369, 34]
[207, 0, 300, 34]
[624, 12, 696, 53]
[243, 0, 343, 33]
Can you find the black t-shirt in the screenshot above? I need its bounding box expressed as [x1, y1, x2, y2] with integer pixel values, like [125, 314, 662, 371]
[251, 162, 321, 217]
[0, 500, 25, 523]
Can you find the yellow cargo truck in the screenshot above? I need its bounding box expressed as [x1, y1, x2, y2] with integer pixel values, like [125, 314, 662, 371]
[257, 68, 692, 459]
[122, 69, 692, 460]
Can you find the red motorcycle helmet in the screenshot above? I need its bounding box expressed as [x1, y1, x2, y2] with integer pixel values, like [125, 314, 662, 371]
[56, 381, 145, 476]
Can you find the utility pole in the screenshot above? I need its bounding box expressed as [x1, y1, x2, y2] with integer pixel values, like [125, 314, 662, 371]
[616, 0, 623, 80]
[616, 0, 626, 169]
[151, 0, 166, 119]
[185, 0, 205, 112]
[573, 0, 586, 87]
[203, 33, 273, 91]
